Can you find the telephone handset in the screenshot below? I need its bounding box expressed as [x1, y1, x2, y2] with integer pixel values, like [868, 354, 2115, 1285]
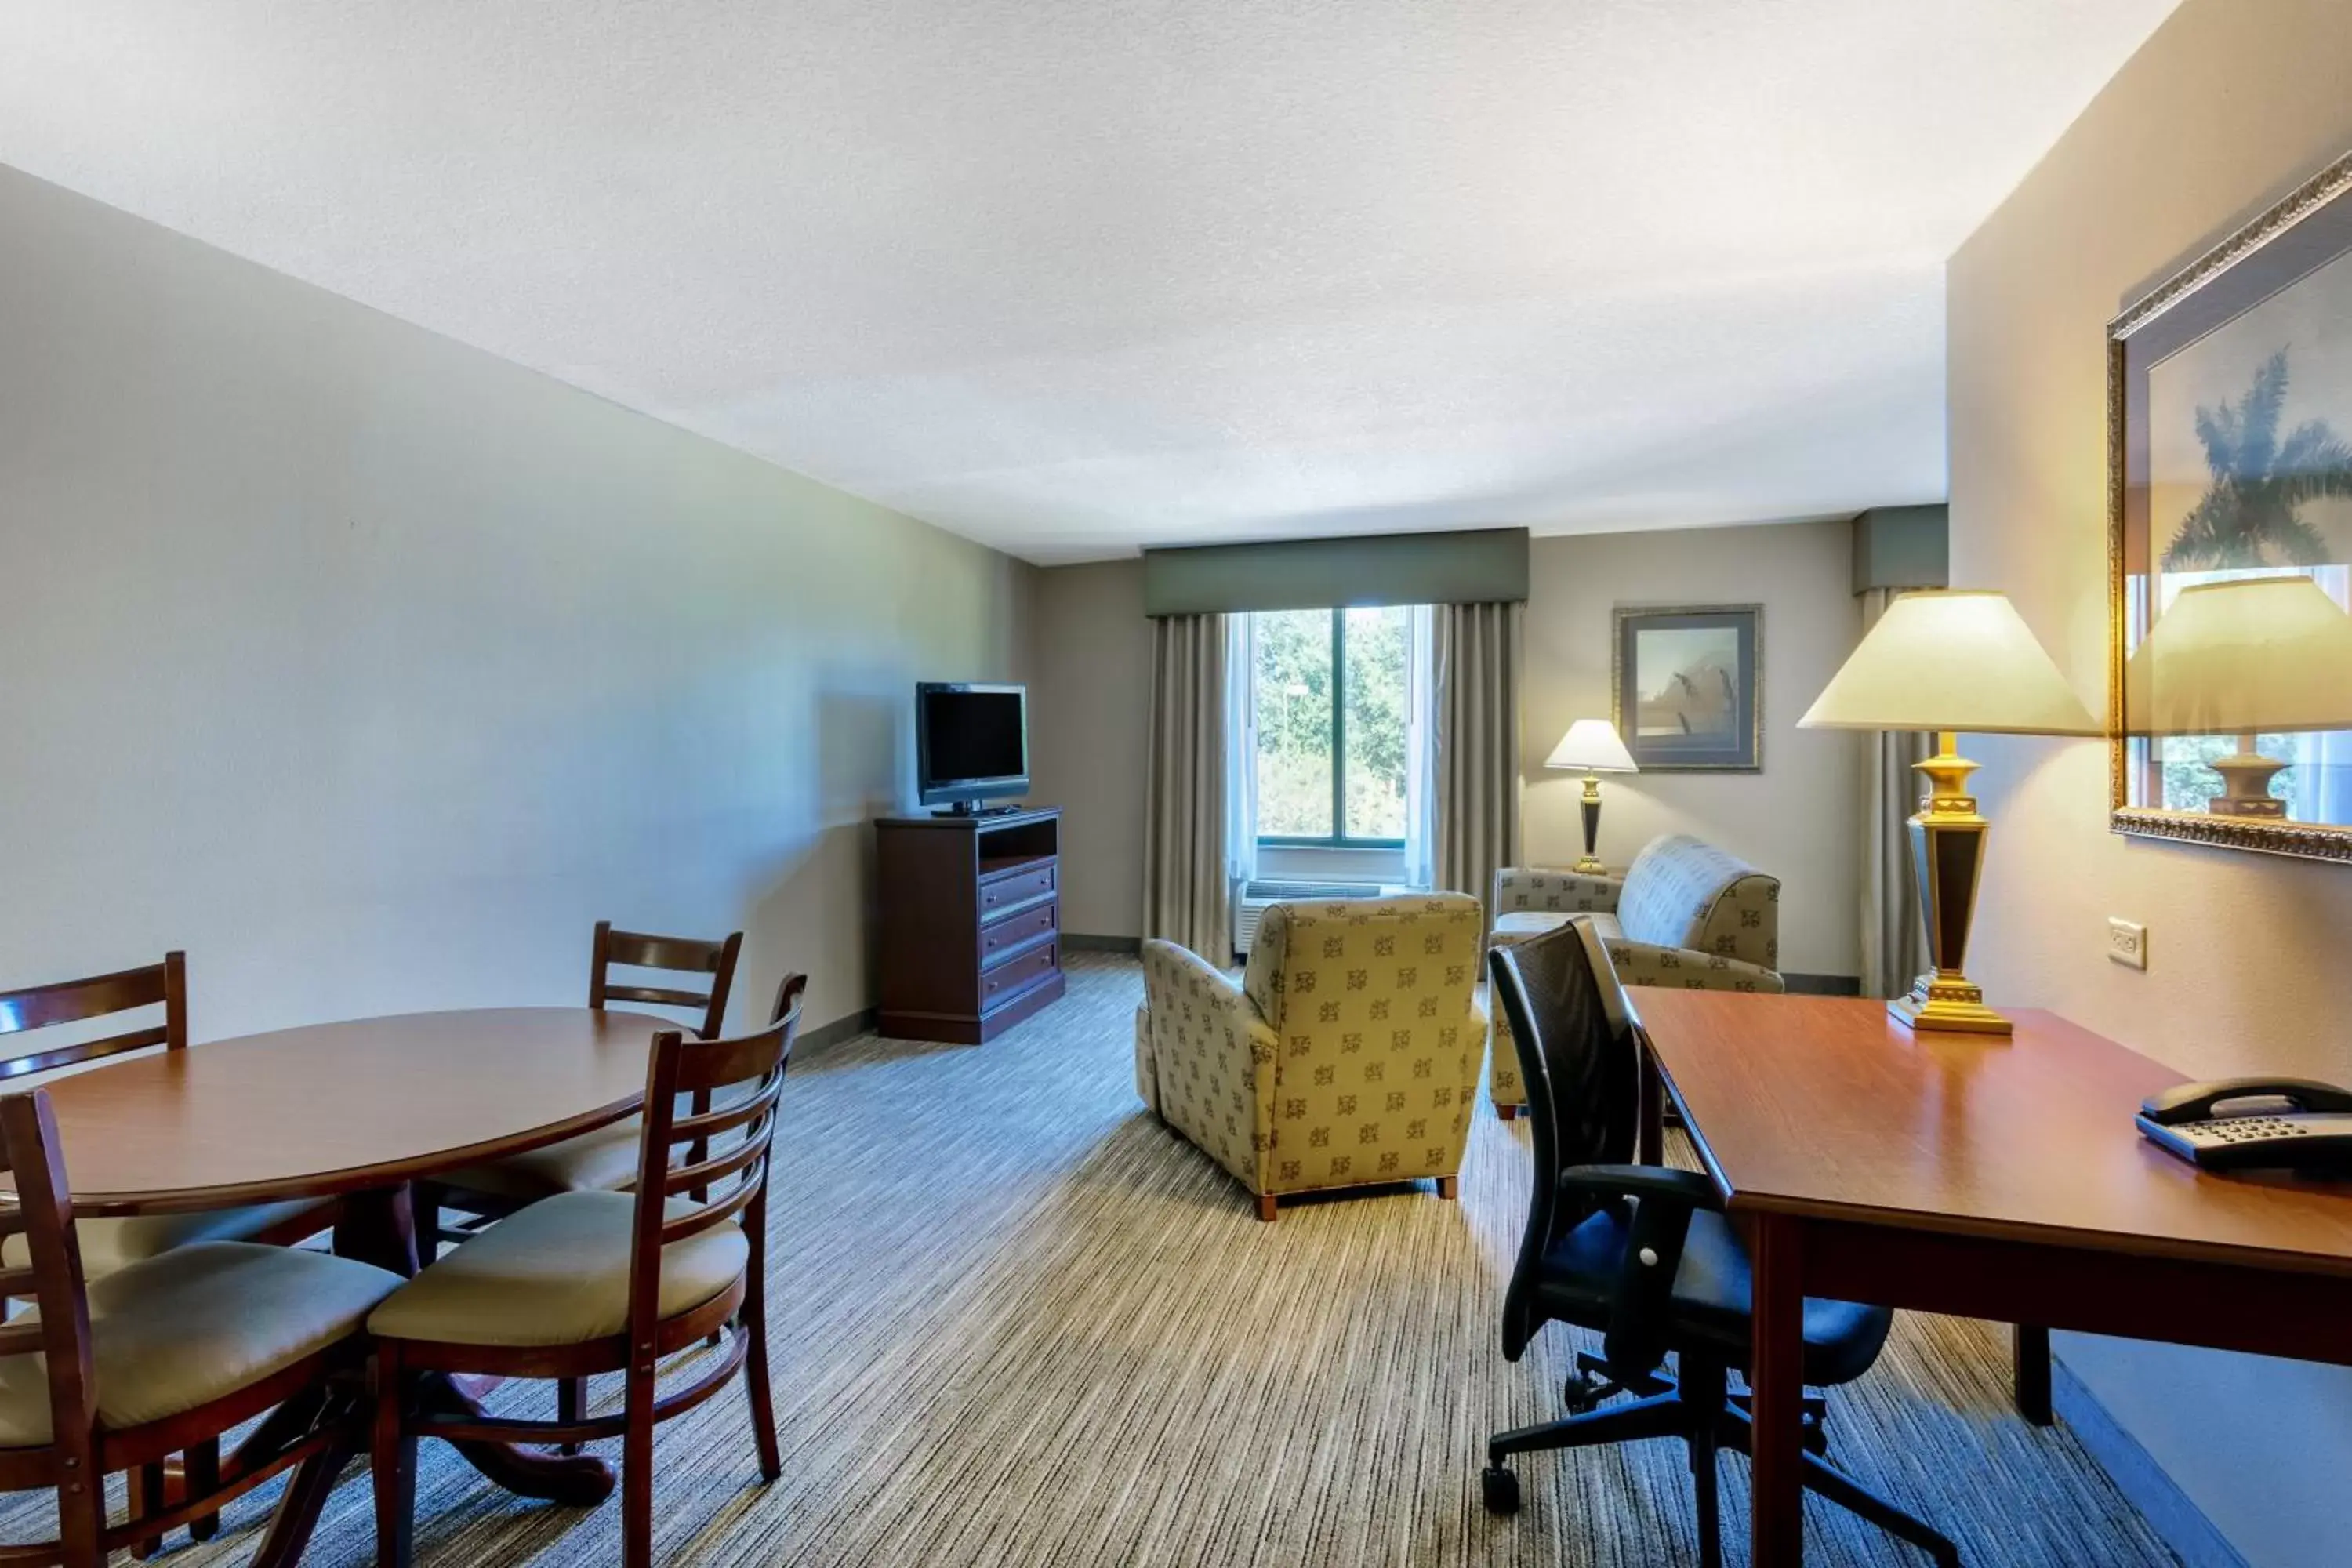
[2136, 1076, 2352, 1171]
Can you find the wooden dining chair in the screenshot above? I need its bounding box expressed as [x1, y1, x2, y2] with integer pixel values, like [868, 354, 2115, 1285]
[0, 1087, 404, 1567]
[368, 973, 804, 1568]
[0, 953, 338, 1279]
[426, 923, 745, 1241]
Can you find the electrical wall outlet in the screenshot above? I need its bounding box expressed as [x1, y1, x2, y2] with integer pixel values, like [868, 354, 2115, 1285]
[2107, 917, 2147, 971]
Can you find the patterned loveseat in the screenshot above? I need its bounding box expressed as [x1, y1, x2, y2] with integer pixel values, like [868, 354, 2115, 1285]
[1486, 834, 1781, 1114]
[1134, 893, 1487, 1221]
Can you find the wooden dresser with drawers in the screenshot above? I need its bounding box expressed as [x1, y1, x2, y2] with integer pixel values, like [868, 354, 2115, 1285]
[875, 807, 1065, 1044]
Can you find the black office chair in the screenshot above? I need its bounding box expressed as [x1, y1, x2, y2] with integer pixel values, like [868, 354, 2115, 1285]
[1481, 918, 1959, 1568]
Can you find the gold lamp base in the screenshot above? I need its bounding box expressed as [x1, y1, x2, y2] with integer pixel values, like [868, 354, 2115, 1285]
[1573, 773, 1607, 875]
[1893, 735, 2013, 1038]
[1890, 975, 2013, 1036]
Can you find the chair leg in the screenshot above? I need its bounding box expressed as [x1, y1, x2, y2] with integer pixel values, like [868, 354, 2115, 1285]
[56, 1460, 107, 1568]
[188, 1436, 223, 1541]
[1488, 1388, 1690, 1462]
[1436, 1174, 1459, 1200]
[1796, 1449, 1962, 1568]
[1257, 1193, 1278, 1222]
[745, 1325, 782, 1484]
[557, 1375, 588, 1455]
[1496, 1103, 1520, 1120]
[372, 1348, 417, 1568]
[623, 1359, 658, 1568]
[129, 1460, 166, 1558]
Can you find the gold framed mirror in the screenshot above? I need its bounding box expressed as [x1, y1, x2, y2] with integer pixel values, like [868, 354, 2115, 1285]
[2109, 147, 2352, 863]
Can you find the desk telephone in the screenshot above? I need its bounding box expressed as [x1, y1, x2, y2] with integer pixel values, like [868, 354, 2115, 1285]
[2136, 1078, 2352, 1171]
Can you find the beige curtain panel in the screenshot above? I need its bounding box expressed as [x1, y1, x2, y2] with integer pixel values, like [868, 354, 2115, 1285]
[1859, 587, 1932, 999]
[1432, 601, 1523, 908]
[1142, 612, 1234, 956]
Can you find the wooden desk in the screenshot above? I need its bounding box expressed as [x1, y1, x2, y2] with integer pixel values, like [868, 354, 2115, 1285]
[1630, 990, 2352, 1568]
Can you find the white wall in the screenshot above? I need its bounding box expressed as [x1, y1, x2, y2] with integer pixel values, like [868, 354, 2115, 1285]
[0, 165, 1031, 1040]
[1523, 521, 1864, 978]
[1948, 2, 2352, 1560]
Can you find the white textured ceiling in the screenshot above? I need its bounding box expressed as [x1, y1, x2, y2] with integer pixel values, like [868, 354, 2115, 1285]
[0, 2, 2180, 564]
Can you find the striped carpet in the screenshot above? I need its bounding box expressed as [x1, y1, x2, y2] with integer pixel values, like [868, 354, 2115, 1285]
[4, 953, 2179, 1566]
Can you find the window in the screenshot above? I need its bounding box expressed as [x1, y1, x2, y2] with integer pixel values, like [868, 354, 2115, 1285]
[1252, 605, 1411, 846]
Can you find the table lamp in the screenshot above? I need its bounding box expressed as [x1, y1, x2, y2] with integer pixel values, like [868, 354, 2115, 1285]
[2123, 575, 2352, 816]
[1544, 719, 1638, 874]
[1800, 590, 2099, 1035]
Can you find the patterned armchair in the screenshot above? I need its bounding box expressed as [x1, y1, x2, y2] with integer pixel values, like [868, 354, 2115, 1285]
[1133, 893, 1487, 1221]
[1486, 835, 1782, 1114]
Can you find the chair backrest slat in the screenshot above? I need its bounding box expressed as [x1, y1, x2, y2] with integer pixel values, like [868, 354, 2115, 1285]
[0, 953, 187, 1076]
[589, 923, 742, 1041]
[621, 975, 805, 1348]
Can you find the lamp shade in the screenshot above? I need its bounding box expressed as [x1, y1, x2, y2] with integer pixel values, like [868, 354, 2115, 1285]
[1545, 718, 1637, 772]
[1799, 590, 2098, 736]
[2124, 575, 2352, 736]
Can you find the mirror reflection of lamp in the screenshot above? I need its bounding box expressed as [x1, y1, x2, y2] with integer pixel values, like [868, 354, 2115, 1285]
[2125, 576, 2352, 818]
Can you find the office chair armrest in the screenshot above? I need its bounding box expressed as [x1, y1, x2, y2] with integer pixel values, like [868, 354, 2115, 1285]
[1557, 1164, 1722, 1210]
[1558, 1163, 1721, 1391]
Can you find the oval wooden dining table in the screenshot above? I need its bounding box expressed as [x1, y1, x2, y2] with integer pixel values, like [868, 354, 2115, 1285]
[0, 1006, 675, 1559]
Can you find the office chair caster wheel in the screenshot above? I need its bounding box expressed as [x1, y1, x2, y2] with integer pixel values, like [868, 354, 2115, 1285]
[1481, 1465, 1521, 1515]
[1563, 1370, 1606, 1414]
[1802, 1411, 1828, 1457]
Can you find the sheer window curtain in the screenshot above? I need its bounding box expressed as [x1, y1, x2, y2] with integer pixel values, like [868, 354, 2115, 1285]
[1142, 612, 1236, 957]
[1404, 604, 1437, 889]
[1860, 587, 1931, 999]
[1225, 613, 1260, 894]
[1431, 601, 1523, 905]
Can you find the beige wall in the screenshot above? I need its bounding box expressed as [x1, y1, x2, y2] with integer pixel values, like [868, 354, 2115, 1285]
[1522, 522, 1864, 978]
[0, 165, 1030, 1042]
[1027, 560, 1153, 936]
[1031, 521, 1865, 973]
[1949, 2, 2352, 1560]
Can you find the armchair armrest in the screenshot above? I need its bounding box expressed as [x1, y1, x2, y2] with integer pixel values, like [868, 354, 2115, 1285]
[1558, 1163, 1724, 1390]
[1139, 940, 1279, 1189]
[1597, 938, 1784, 994]
[1492, 866, 1624, 917]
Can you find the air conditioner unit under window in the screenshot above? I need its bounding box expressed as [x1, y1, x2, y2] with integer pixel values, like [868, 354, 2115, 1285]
[1232, 880, 1407, 956]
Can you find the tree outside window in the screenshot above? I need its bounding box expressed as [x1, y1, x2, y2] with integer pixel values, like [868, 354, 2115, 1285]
[1252, 606, 1410, 845]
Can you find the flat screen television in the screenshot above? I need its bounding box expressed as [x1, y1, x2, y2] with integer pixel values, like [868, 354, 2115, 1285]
[916, 683, 1029, 811]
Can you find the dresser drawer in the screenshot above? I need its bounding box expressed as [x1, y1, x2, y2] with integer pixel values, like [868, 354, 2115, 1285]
[981, 939, 1058, 1008]
[978, 861, 1056, 918]
[981, 900, 1058, 967]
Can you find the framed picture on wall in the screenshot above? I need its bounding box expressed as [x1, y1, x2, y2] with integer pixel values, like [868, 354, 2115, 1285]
[2108, 144, 2352, 863]
[1611, 604, 1762, 772]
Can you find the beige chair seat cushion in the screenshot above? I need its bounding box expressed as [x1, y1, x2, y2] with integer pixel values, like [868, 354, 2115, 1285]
[440, 1116, 644, 1201]
[0, 1241, 401, 1447]
[1, 1200, 332, 1279]
[368, 1190, 748, 1348]
[1493, 910, 1622, 945]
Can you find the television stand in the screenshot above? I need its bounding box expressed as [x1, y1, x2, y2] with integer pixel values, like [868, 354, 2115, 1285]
[875, 807, 1064, 1044]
